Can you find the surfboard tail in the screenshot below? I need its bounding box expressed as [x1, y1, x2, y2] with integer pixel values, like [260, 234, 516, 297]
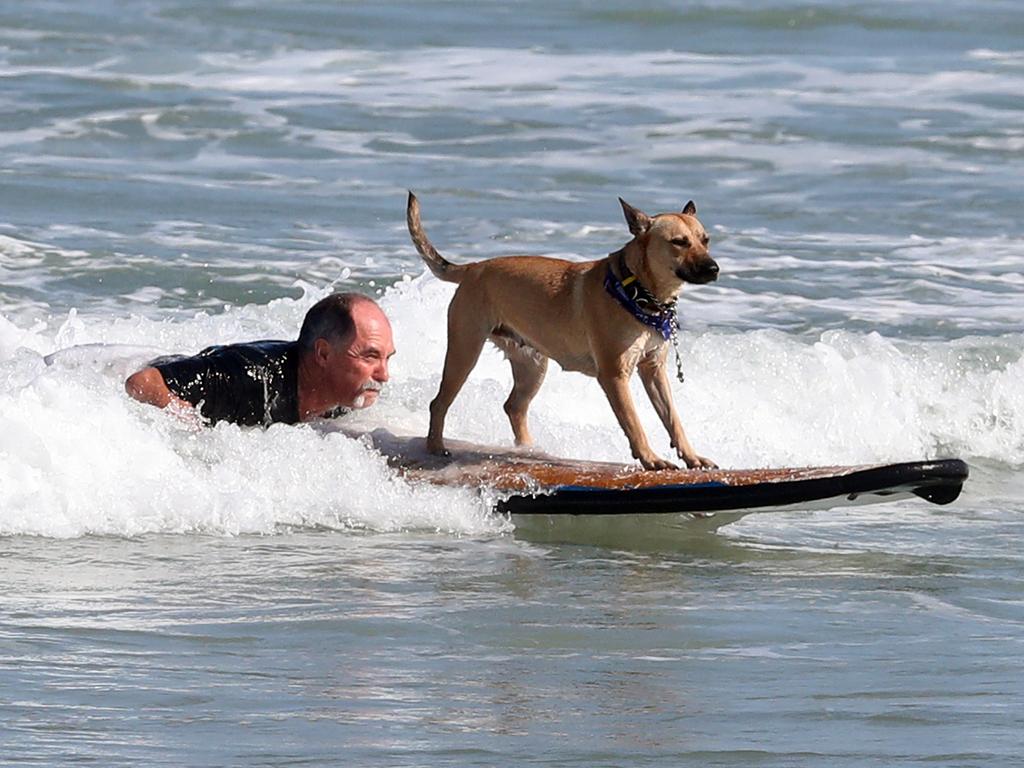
[406, 191, 463, 283]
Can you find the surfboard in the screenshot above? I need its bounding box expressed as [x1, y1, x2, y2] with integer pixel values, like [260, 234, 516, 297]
[349, 429, 969, 519]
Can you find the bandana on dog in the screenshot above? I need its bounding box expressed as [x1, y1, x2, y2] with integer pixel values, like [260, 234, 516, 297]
[603, 266, 677, 341]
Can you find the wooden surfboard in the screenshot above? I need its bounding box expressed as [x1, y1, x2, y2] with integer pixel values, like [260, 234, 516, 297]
[347, 429, 969, 518]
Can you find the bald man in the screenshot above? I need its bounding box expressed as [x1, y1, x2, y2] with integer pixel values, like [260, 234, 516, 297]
[125, 293, 395, 426]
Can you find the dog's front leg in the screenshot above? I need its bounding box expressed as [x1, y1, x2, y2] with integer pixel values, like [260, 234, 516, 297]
[637, 352, 717, 469]
[596, 370, 676, 471]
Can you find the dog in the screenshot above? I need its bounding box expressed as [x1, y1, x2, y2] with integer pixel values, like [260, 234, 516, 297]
[406, 192, 719, 470]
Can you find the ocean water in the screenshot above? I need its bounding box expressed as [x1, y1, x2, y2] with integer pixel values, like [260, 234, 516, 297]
[1, 1, 1023, 765]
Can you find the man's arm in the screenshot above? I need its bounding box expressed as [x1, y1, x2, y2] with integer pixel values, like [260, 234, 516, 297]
[125, 367, 195, 412]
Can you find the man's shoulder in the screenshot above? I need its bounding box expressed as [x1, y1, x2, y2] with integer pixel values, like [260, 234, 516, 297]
[152, 339, 295, 379]
[195, 339, 296, 364]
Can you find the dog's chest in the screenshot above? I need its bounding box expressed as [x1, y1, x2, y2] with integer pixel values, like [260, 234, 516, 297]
[560, 328, 664, 376]
[492, 322, 664, 377]
[634, 329, 668, 364]
[555, 350, 599, 376]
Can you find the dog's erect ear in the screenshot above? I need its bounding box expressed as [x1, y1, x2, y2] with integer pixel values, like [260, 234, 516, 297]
[619, 198, 652, 236]
[681, 200, 697, 216]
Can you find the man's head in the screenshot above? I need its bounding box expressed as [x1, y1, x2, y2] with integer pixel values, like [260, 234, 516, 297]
[298, 293, 395, 409]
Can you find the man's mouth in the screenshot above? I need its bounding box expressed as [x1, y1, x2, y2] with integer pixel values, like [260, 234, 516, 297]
[352, 381, 382, 409]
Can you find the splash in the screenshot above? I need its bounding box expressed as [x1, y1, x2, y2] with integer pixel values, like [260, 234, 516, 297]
[1, 275, 1021, 538]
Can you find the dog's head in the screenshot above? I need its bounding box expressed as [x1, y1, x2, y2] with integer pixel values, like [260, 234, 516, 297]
[619, 198, 719, 288]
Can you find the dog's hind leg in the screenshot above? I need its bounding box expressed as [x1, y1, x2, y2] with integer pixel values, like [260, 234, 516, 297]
[501, 346, 548, 446]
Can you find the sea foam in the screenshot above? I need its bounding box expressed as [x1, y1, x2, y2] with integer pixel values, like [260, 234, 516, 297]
[0, 274, 1020, 538]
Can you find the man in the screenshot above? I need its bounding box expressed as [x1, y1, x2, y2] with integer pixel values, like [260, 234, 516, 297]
[125, 292, 394, 426]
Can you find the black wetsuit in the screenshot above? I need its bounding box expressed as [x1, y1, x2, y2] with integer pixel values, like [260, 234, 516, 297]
[152, 340, 345, 427]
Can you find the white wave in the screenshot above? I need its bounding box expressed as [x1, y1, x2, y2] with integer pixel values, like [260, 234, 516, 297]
[4, 44, 1022, 178]
[0, 274, 1020, 539]
[0, 342, 500, 540]
[698, 230, 1024, 336]
[968, 49, 1024, 65]
[312, 275, 1024, 473]
[0, 232, 89, 265]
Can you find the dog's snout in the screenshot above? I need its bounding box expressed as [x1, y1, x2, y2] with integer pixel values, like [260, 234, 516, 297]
[679, 258, 718, 284]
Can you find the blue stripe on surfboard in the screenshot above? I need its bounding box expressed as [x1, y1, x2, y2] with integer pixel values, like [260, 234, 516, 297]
[555, 481, 730, 492]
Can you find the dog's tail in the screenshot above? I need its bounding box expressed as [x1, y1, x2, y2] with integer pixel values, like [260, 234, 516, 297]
[406, 191, 463, 283]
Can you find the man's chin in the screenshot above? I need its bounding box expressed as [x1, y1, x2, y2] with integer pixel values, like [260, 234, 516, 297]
[351, 391, 379, 409]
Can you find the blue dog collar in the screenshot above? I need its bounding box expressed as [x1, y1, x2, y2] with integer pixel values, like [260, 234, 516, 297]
[603, 266, 677, 341]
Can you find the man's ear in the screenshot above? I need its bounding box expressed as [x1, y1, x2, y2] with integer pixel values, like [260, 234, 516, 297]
[681, 200, 697, 216]
[313, 337, 333, 365]
[619, 198, 652, 237]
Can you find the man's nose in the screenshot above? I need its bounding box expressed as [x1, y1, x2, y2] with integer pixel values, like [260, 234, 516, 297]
[377, 358, 390, 383]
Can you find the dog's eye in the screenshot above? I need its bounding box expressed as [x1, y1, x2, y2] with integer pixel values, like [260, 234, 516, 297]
[702, 234, 710, 246]
[671, 237, 691, 248]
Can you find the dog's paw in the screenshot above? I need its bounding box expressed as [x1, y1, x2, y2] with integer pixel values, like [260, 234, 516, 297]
[640, 456, 678, 471]
[675, 446, 717, 470]
[685, 455, 718, 470]
[426, 443, 451, 457]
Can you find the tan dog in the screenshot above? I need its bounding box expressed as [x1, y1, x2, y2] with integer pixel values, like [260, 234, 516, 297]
[407, 192, 719, 470]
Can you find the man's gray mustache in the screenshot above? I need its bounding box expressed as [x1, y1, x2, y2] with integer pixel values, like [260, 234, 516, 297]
[360, 381, 382, 392]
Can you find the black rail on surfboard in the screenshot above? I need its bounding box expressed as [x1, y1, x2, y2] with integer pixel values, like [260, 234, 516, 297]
[494, 459, 969, 516]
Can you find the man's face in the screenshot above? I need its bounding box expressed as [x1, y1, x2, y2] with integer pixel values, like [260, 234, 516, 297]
[322, 301, 395, 409]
